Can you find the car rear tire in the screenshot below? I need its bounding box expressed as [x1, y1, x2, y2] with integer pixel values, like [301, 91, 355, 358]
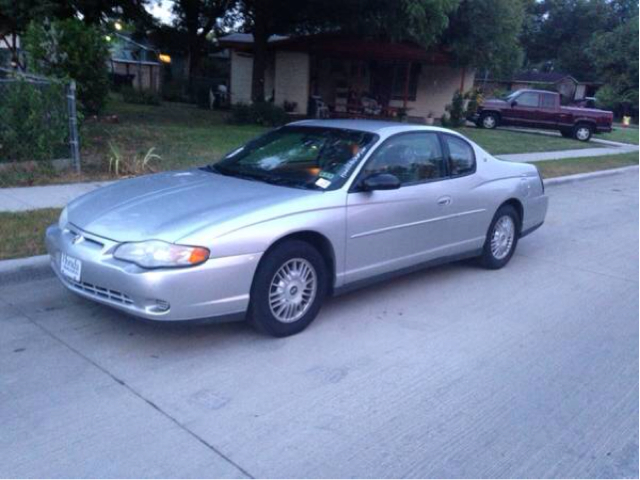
[248, 240, 328, 337]
[479, 112, 499, 129]
[479, 205, 520, 270]
[573, 123, 593, 142]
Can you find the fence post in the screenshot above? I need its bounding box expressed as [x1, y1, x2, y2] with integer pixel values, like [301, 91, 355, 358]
[67, 80, 81, 173]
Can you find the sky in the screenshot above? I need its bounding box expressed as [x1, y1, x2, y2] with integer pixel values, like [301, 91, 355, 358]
[146, 0, 175, 25]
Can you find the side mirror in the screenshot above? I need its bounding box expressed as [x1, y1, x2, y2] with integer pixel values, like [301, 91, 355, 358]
[510, 100, 518, 107]
[360, 173, 401, 191]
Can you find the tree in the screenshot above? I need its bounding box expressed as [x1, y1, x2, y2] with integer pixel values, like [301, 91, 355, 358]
[443, 0, 526, 78]
[520, 0, 637, 80]
[171, 0, 236, 78]
[588, 15, 639, 116]
[24, 18, 110, 113]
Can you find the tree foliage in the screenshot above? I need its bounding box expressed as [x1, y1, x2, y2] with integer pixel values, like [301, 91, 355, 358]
[170, 0, 236, 76]
[444, 0, 526, 78]
[521, 0, 637, 80]
[24, 18, 110, 113]
[588, 15, 639, 116]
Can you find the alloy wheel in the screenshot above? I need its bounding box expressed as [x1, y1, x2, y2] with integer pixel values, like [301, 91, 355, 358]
[490, 215, 516, 260]
[269, 258, 317, 323]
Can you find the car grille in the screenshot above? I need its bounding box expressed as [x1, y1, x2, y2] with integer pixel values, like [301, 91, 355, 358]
[64, 277, 134, 305]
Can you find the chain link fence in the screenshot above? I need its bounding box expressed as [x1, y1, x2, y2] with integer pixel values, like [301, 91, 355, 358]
[0, 68, 80, 172]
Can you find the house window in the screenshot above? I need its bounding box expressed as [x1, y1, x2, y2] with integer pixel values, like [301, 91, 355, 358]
[370, 62, 421, 102]
[391, 63, 421, 100]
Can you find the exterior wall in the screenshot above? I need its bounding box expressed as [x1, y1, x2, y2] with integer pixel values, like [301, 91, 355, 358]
[230, 50, 253, 104]
[274, 51, 310, 114]
[389, 65, 475, 119]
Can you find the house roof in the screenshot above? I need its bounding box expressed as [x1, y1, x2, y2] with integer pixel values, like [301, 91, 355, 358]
[512, 71, 575, 83]
[217, 33, 289, 46]
[218, 33, 452, 64]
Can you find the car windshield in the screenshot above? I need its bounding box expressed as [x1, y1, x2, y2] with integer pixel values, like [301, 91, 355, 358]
[206, 126, 378, 190]
[503, 91, 520, 102]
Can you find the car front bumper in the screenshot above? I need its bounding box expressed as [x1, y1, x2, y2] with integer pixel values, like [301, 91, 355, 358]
[45, 224, 262, 322]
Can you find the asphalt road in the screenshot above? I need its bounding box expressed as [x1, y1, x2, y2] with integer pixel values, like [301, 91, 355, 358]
[1, 173, 638, 479]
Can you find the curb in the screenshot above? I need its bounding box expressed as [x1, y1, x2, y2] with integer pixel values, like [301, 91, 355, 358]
[544, 165, 639, 186]
[0, 255, 53, 286]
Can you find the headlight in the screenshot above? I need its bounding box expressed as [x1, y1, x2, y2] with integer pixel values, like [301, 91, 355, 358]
[58, 207, 68, 229]
[113, 240, 209, 268]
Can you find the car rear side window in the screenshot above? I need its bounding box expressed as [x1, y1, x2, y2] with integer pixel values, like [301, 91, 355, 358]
[516, 92, 540, 107]
[541, 93, 556, 108]
[442, 135, 475, 177]
[361, 132, 447, 185]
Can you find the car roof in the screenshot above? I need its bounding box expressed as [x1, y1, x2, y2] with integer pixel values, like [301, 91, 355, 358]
[287, 119, 455, 136]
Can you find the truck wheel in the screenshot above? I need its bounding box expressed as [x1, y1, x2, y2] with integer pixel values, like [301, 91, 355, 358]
[573, 124, 593, 142]
[479, 112, 499, 129]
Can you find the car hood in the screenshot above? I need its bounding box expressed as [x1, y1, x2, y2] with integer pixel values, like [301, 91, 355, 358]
[68, 169, 317, 243]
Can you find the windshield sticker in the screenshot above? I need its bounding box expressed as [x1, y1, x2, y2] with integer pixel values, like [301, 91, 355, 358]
[318, 171, 335, 180]
[337, 147, 367, 178]
[315, 178, 331, 189]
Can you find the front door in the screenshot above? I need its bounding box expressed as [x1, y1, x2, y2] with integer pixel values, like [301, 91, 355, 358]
[345, 132, 453, 283]
[503, 91, 541, 127]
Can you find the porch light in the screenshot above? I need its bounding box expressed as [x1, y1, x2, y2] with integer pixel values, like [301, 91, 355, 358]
[158, 53, 171, 64]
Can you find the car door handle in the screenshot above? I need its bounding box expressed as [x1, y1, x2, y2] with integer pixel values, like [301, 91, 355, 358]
[437, 196, 452, 206]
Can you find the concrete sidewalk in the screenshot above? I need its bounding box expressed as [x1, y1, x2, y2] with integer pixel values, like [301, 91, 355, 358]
[497, 143, 638, 163]
[0, 181, 113, 213]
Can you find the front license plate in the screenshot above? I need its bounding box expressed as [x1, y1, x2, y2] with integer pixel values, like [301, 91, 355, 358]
[60, 253, 82, 282]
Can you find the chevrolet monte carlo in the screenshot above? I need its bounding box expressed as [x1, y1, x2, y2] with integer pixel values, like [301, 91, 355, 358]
[46, 120, 549, 336]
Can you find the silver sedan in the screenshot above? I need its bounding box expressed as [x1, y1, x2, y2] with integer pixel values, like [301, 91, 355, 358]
[46, 120, 548, 336]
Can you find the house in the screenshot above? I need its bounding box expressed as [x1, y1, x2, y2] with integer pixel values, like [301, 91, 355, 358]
[478, 71, 601, 102]
[108, 33, 163, 92]
[218, 33, 474, 120]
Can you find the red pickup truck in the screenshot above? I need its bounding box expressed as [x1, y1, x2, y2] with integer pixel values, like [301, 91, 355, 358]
[469, 89, 613, 141]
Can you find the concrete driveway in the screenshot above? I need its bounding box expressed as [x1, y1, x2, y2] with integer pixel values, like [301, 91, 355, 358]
[1, 173, 638, 479]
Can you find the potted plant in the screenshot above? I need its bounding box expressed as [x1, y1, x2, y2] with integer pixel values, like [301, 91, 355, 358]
[425, 111, 435, 125]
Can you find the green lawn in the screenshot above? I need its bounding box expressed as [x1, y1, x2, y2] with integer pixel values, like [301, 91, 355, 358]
[0, 208, 61, 260]
[453, 127, 600, 155]
[533, 152, 639, 178]
[598, 125, 639, 145]
[82, 99, 268, 172]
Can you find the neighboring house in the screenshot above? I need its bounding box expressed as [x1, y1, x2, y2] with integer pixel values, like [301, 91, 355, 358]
[479, 71, 601, 103]
[218, 33, 474, 120]
[0, 32, 25, 71]
[109, 34, 163, 92]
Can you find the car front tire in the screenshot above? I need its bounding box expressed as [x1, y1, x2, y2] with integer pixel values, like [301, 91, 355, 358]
[479, 205, 520, 269]
[248, 240, 328, 337]
[573, 123, 593, 142]
[479, 112, 499, 129]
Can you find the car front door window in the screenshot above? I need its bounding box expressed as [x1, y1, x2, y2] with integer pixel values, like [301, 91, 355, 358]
[360, 132, 446, 186]
[515, 92, 540, 107]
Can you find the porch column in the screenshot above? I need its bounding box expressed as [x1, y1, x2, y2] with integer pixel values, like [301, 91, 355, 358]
[403, 62, 411, 109]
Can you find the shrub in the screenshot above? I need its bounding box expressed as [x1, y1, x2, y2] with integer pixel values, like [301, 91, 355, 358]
[229, 102, 288, 126]
[121, 86, 161, 106]
[442, 90, 466, 128]
[0, 79, 69, 162]
[24, 18, 110, 114]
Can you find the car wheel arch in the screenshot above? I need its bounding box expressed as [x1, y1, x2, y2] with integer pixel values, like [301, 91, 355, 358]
[260, 231, 337, 294]
[499, 198, 523, 233]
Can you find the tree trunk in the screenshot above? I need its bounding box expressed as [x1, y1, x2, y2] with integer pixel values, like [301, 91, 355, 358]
[251, 3, 269, 103]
